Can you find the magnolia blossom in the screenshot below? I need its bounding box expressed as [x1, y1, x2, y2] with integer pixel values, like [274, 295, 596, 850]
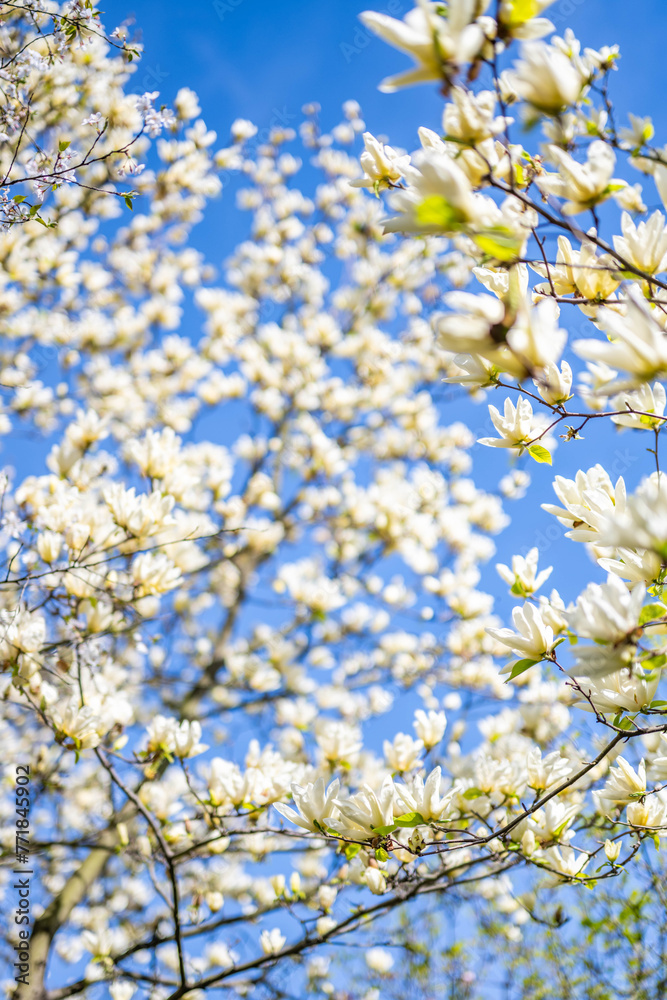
[51, 700, 103, 749]
[568, 576, 645, 678]
[598, 476, 667, 556]
[413, 709, 447, 748]
[496, 547, 553, 597]
[598, 757, 647, 808]
[384, 732, 424, 772]
[329, 776, 396, 838]
[443, 87, 509, 144]
[260, 928, 286, 956]
[383, 144, 489, 236]
[486, 602, 554, 661]
[478, 396, 538, 450]
[146, 717, 207, 758]
[534, 360, 573, 406]
[575, 289, 667, 386]
[537, 141, 626, 215]
[511, 40, 585, 114]
[359, 3, 487, 93]
[568, 576, 644, 644]
[395, 766, 455, 822]
[365, 947, 394, 973]
[542, 464, 626, 544]
[532, 235, 620, 306]
[274, 778, 340, 833]
[363, 867, 387, 895]
[574, 669, 660, 715]
[350, 132, 411, 191]
[613, 210, 667, 275]
[610, 382, 666, 430]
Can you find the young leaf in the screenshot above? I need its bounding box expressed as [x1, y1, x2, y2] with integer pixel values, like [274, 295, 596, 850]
[639, 603, 667, 626]
[528, 444, 552, 465]
[394, 812, 425, 828]
[415, 195, 467, 233]
[507, 657, 540, 681]
[472, 226, 522, 262]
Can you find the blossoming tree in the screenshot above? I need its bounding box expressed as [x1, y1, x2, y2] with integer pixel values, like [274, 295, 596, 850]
[3, 1, 667, 999]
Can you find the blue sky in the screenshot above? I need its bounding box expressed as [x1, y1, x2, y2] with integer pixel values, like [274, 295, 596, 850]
[119, 0, 667, 148]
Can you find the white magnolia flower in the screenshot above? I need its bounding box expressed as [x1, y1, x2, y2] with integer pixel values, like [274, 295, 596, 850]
[274, 778, 340, 833]
[146, 717, 207, 758]
[598, 476, 667, 556]
[365, 947, 394, 973]
[539, 845, 589, 879]
[436, 291, 505, 354]
[363, 867, 387, 895]
[444, 352, 500, 389]
[413, 709, 447, 748]
[526, 749, 574, 791]
[613, 210, 667, 274]
[542, 464, 626, 543]
[486, 602, 554, 661]
[610, 382, 666, 430]
[532, 235, 619, 304]
[104, 485, 175, 537]
[574, 669, 660, 715]
[360, 2, 487, 93]
[496, 547, 552, 597]
[604, 839, 622, 863]
[537, 141, 626, 215]
[52, 700, 103, 749]
[569, 575, 644, 645]
[383, 144, 490, 236]
[350, 132, 411, 191]
[574, 288, 667, 386]
[505, 299, 567, 373]
[511, 40, 585, 114]
[260, 928, 286, 956]
[109, 984, 136, 1000]
[330, 776, 396, 837]
[534, 360, 573, 406]
[443, 87, 509, 144]
[599, 756, 647, 807]
[395, 766, 455, 822]
[478, 396, 537, 450]
[384, 732, 424, 772]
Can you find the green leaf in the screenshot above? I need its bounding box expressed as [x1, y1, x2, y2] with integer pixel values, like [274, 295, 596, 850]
[415, 195, 467, 233]
[375, 846, 390, 862]
[12, 194, 26, 203]
[462, 787, 484, 800]
[528, 444, 552, 465]
[371, 823, 397, 836]
[507, 657, 540, 681]
[639, 603, 667, 626]
[59, 140, 71, 151]
[472, 225, 523, 262]
[393, 812, 425, 828]
[344, 842, 361, 860]
[124, 195, 134, 211]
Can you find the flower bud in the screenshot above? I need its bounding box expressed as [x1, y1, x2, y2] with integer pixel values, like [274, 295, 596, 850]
[521, 829, 536, 855]
[604, 839, 621, 863]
